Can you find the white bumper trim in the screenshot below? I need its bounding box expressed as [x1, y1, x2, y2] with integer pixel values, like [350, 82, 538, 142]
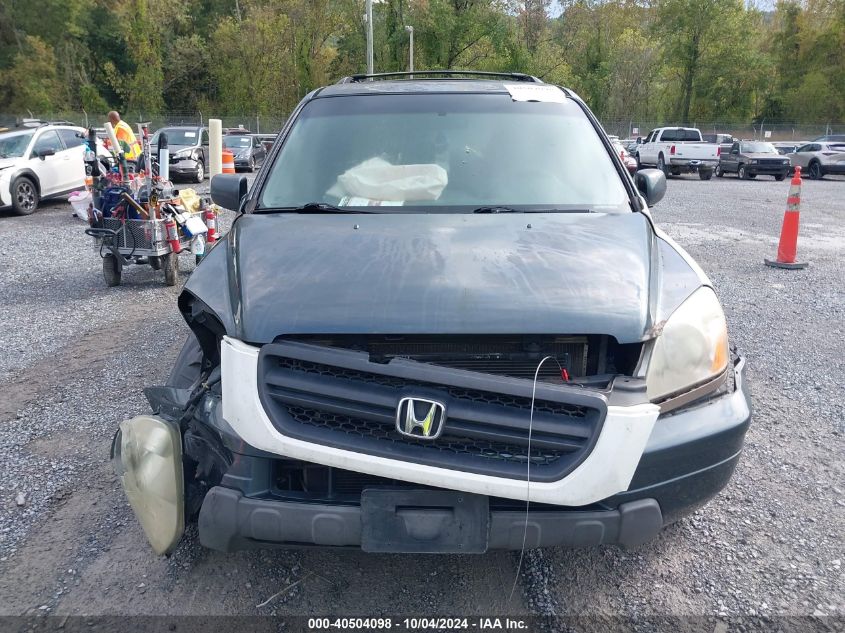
[221, 337, 660, 506]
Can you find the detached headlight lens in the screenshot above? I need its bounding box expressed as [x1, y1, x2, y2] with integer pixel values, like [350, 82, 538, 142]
[113, 415, 185, 555]
[646, 287, 729, 402]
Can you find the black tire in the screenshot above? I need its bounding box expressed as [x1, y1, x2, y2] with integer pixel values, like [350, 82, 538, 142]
[149, 255, 162, 270]
[163, 251, 179, 286]
[657, 154, 668, 177]
[699, 169, 713, 181]
[738, 164, 749, 180]
[715, 165, 724, 178]
[775, 174, 786, 182]
[194, 160, 205, 183]
[167, 334, 203, 388]
[11, 176, 39, 215]
[808, 161, 823, 180]
[103, 255, 121, 287]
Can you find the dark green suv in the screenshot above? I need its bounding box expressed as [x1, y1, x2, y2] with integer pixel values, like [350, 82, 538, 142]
[716, 140, 791, 180]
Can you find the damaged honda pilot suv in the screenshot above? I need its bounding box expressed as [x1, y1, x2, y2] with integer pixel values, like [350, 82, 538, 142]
[112, 71, 751, 555]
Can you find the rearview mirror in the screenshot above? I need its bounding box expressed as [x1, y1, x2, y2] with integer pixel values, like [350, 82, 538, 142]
[635, 168, 666, 207]
[211, 173, 248, 211]
[36, 148, 55, 159]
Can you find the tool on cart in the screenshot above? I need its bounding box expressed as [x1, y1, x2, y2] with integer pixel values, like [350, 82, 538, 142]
[158, 132, 170, 182]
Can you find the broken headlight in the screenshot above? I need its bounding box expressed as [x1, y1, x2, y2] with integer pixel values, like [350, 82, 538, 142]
[646, 287, 729, 402]
[113, 415, 185, 555]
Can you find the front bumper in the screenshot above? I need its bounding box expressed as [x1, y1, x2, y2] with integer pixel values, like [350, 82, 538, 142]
[169, 158, 200, 176]
[748, 164, 790, 176]
[0, 170, 14, 207]
[199, 488, 664, 551]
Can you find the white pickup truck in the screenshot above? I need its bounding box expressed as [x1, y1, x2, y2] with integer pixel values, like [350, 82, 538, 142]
[635, 127, 719, 180]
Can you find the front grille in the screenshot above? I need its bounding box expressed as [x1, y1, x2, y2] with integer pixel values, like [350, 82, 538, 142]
[278, 357, 590, 419]
[286, 405, 566, 466]
[758, 159, 786, 165]
[257, 341, 607, 482]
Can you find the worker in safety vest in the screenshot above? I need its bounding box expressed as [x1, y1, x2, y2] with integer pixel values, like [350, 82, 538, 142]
[107, 111, 142, 166]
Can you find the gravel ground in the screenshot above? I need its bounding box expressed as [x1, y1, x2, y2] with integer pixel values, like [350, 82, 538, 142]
[0, 173, 842, 628]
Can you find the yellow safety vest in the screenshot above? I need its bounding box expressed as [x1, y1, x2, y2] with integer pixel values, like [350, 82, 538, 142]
[114, 120, 142, 160]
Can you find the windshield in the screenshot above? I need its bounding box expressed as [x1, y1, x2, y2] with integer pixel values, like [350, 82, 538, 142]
[224, 135, 252, 148]
[0, 130, 35, 158]
[259, 93, 630, 213]
[742, 142, 777, 154]
[151, 128, 199, 146]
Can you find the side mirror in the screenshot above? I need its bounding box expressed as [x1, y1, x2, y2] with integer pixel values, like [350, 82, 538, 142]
[211, 173, 248, 211]
[635, 168, 666, 208]
[36, 148, 56, 159]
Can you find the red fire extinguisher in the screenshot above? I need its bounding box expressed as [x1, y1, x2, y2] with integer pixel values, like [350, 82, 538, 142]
[204, 206, 217, 244]
[164, 212, 182, 254]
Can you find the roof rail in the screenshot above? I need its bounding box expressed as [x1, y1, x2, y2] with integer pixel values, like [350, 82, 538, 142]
[337, 70, 543, 84]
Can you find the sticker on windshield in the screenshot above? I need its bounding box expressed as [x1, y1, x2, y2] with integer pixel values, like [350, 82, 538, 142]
[505, 84, 566, 103]
[184, 131, 197, 138]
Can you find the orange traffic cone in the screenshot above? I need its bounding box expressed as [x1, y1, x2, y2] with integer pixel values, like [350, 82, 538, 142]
[222, 150, 236, 174]
[765, 166, 808, 269]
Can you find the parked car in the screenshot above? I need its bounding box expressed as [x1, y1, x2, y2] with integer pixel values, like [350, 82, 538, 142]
[636, 127, 718, 179]
[612, 140, 638, 174]
[771, 142, 804, 156]
[149, 126, 209, 182]
[702, 133, 736, 145]
[716, 140, 791, 180]
[254, 133, 278, 154]
[223, 133, 266, 172]
[112, 72, 750, 556]
[0, 124, 109, 215]
[787, 142, 845, 179]
[702, 133, 737, 157]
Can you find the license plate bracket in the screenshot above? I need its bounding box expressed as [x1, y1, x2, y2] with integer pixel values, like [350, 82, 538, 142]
[360, 489, 489, 554]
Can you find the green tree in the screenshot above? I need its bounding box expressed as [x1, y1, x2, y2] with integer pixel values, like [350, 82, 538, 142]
[0, 35, 64, 113]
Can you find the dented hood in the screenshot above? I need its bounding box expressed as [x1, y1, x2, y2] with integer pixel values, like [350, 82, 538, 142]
[199, 212, 657, 344]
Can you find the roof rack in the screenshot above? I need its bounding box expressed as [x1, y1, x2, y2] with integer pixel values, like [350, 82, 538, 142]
[337, 70, 542, 84]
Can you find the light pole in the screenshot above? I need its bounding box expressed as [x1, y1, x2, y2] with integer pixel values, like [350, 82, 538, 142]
[365, 0, 374, 75]
[405, 25, 414, 77]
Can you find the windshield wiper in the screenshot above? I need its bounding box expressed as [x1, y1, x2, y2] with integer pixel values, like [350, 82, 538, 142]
[472, 206, 591, 214]
[254, 202, 370, 214]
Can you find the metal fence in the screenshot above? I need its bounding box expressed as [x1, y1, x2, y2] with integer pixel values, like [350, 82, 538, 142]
[600, 120, 841, 142]
[0, 112, 290, 134]
[2, 111, 841, 142]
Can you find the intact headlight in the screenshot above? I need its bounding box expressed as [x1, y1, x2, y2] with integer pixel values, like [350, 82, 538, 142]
[749, 159, 758, 164]
[646, 287, 729, 402]
[173, 148, 193, 158]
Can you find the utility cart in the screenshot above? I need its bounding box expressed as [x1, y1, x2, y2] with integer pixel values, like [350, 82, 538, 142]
[86, 216, 192, 287]
[81, 124, 213, 288]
